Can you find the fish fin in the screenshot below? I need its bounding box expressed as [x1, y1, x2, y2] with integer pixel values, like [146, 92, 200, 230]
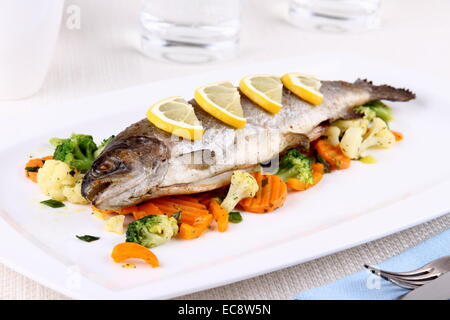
[355, 79, 416, 102]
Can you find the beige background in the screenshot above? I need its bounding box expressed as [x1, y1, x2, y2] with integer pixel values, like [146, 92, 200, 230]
[1, 0, 449, 299]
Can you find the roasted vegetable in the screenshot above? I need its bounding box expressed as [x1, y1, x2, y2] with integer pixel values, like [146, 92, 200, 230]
[37, 159, 88, 204]
[239, 172, 287, 213]
[331, 118, 369, 134]
[25, 156, 53, 183]
[111, 242, 159, 267]
[104, 215, 125, 234]
[339, 127, 365, 159]
[315, 140, 351, 170]
[354, 100, 394, 123]
[94, 135, 115, 158]
[287, 162, 324, 191]
[126, 215, 179, 248]
[329, 111, 396, 159]
[275, 149, 314, 185]
[326, 126, 340, 147]
[37, 160, 79, 201]
[210, 199, 228, 232]
[221, 171, 259, 213]
[359, 118, 396, 152]
[51, 134, 98, 173]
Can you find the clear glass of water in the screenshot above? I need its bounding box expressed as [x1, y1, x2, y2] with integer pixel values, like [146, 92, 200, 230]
[288, 0, 381, 33]
[141, 0, 241, 64]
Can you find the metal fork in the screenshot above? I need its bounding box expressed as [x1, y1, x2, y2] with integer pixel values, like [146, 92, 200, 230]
[364, 255, 450, 290]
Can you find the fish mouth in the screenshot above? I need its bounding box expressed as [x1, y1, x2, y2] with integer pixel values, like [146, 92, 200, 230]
[82, 170, 152, 210]
[81, 178, 112, 204]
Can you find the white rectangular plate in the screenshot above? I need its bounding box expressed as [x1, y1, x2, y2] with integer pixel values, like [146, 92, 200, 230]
[0, 54, 449, 299]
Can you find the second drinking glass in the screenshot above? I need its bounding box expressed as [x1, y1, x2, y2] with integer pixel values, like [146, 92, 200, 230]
[141, 0, 241, 64]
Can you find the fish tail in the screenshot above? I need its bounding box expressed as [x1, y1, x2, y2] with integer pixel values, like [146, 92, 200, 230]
[355, 79, 416, 102]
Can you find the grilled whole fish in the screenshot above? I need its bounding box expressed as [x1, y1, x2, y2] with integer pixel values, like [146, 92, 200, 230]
[82, 79, 415, 210]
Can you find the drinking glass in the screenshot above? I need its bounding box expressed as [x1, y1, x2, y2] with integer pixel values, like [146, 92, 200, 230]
[288, 0, 381, 32]
[0, 0, 64, 100]
[141, 0, 241, 64]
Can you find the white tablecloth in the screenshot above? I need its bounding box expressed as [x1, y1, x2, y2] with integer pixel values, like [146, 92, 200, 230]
[0, 0, 449, 299]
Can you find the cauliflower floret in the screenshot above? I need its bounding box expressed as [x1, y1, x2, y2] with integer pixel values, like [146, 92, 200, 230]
[360, 117, 396, 152]
[37, 160, 78, 201]
[339, 127, 364, 159]
[63, 181, 89, 205]
[331, 118, 369, 135]
[221, 171, 259, 213]
[373, 129, 396, 148]
[326, 126, 341, 147]
[37, 159, 88, 205]
[330, 117, 395, 159]
[104, 215, 125, 234]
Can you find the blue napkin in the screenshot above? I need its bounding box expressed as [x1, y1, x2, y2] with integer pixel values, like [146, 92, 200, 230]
[294, 228, 450, 300]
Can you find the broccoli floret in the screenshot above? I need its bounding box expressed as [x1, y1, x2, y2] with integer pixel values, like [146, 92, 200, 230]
[126, 215, 179, 248]
[51, 134, 98, 173]
[354, 100, 393, 123]
[49, 137, 64, 147]
[275, 149, 314, 185]
[94, 135, 115, 158]
[353, 106, 376, 121]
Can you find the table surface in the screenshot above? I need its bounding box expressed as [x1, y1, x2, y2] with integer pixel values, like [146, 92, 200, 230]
[1, 0, 449, 299]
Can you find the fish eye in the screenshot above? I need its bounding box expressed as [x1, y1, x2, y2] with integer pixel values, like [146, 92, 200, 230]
[94, 161, 116, 175]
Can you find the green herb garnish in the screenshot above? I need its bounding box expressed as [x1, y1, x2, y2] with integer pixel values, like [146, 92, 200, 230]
[316, 154, 331, 173]
[40, 199, 65, 208]
[76, 235, 100, 242]
[229, 211, 243, 223]
[172, 211, 181, 221]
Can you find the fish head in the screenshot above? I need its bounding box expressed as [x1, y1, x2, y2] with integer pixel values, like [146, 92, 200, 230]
[81, 136, 169, 210]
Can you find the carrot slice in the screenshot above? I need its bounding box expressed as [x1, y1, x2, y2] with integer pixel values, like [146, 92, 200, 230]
[239, 172, 287, 214]
[151, 202, 180, 215]
[209, 199, 228, 232]
[180, 211, 213, 226]
[287, 162, 324, 191]
[178, 222, 210, 240]
[286, 178, 308, 191]
[92, 205, 115, 215]
[153, 197, 209, 216]
[117, 205, 138, 215]
[24, 156, 53, 182]
[312, 162, 325, 174]
[391, 130, 403, 142]
[315, 139, 351, 170]
[168, 197, 207, 210]
[178, 210, 212, 239]
[111, 242, 159, 267]
[108, 195, 211, 222]
[133, 202, 163, 220]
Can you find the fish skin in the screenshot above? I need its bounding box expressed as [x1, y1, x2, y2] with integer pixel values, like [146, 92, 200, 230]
[82, 79, 415, 210]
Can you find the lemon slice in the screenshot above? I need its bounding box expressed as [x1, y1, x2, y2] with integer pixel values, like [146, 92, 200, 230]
[147, 96, 204, 140]
[194, 81, 246, 129]
[281, 73, 324, 106]
[239, 75, 283, 114]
